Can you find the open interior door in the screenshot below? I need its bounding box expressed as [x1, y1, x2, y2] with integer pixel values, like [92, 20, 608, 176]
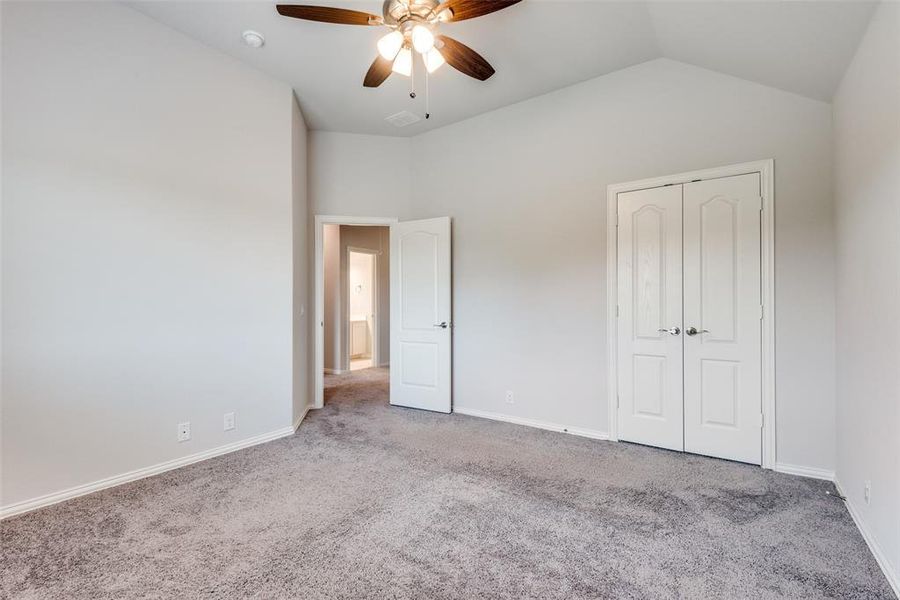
[390, 217, 452, 413]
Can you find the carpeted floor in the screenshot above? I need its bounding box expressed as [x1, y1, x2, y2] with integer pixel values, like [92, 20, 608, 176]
[1, 367, 894, 599]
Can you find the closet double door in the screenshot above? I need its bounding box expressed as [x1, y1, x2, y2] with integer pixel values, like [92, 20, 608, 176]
[617, 173, 762, 464]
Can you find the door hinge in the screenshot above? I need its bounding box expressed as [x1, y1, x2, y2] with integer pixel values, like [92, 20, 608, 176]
[615, 213, 619, 227]
[616, 304, 620, 317]
[759, 413, 765, 429]
[758, 196, 764, 212]
[759, 304, 764, 320]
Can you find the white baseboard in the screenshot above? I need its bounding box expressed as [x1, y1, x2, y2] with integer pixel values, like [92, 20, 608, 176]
[773, 462, 835, 481]
[293, 404, 311, 430]
[834, 479, 900, 598]
[453, 406, 609, 441]
[0, 425, 295, 520]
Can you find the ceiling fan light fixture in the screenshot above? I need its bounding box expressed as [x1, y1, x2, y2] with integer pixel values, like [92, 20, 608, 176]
[411, 24, 434, 53]
[424, 47, 445, 73]
[377, 30, 404, 60]
[274, 0, 524, 89]
[392, 46, 413, 76]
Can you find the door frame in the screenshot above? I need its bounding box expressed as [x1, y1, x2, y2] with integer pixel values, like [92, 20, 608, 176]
[345, 246, 380, 369]
[605, 159, 776, 468]
[313, 215, 397, 409]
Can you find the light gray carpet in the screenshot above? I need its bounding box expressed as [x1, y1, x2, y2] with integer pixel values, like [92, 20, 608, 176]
[1, 367, 894, 599]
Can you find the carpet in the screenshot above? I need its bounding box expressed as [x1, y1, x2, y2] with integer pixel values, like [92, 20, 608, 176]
[1, 367, 894, 599]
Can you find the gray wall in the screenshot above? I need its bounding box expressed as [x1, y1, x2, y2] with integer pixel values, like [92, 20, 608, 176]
[311, 58, 838, 474]
[1, 2, 304, 508]
[833, 2, 900, 586]
[410, 59, 836, 472]
[292, 97, 311, 425]
[309, 131, 413, 219]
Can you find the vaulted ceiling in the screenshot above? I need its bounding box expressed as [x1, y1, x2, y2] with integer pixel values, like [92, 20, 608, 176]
[131, 1, 877, 137]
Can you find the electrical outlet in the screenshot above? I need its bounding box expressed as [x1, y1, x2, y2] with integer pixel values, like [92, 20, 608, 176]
[177, 422, 191, 442]
[505, 390, 514, 404]
[864, 480, 871, 504]
[224, 412, 235, 431]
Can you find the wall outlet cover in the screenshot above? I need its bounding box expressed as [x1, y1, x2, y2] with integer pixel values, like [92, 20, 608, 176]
[224, 412, 235, 431]
[177, 422, 191, 442]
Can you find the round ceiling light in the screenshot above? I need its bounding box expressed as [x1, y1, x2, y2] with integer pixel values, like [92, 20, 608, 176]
[241, 30, 265, 48]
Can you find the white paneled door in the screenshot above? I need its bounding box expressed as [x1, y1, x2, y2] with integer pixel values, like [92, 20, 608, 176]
[617, 173, 763, 464]
[617, 185, 684, 451]
[683, 174, 762, 464]
[390, 217, 452, 413]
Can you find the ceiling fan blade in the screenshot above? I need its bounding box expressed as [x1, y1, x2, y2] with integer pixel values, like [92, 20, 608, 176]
[433, 0, 522, 22]
[363, 55, 394, 88]
[276, 5, 381, 26]
[436, 35, 495, 81]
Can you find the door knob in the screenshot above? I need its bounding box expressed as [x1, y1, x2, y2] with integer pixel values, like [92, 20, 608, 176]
[686, 327, 709, 336]
[657, 327, 681, 336]
[433, 322, 449, 329]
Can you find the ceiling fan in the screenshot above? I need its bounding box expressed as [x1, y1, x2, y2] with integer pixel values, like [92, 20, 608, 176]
[276, 0, 522, 88]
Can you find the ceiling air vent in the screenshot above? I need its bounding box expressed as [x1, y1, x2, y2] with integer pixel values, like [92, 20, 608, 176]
[385, 110, 420, 128]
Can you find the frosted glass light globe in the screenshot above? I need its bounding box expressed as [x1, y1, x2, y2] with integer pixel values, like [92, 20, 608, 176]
[377, 30, 404, 60]
[411, 25, 435, 54]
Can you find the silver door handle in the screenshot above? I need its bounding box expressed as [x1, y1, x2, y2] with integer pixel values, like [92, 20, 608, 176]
[658, 327, 680, 336]
[686, 327, 709, 336]
[433, 322, 449, 329]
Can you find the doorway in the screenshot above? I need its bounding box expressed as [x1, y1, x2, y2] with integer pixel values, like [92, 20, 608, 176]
[607, 161, 776, 467]
[347, 248, 378, 371]
[319, 221, 392, 406]
[313, 215, 453, 412]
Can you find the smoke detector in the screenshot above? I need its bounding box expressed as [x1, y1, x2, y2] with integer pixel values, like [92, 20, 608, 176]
[242, 30, 265, 48]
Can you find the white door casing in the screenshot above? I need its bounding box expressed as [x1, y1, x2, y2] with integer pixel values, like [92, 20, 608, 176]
[617, 185, 684, 451]
[390, 217, 452, 413]
[683, 173, 762, 464]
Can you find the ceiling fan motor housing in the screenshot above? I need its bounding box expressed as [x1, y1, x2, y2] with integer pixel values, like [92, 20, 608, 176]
[382, 0, 444, 27]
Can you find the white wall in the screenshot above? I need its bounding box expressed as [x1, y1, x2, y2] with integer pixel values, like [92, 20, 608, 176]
[308, 130, 404, 371]
[348, 252, 374, 321]
[833, 2, 900, 590]
[310, 58, 837, 472]
[309, 131, 413, 219]
[1, 2, 301, 509]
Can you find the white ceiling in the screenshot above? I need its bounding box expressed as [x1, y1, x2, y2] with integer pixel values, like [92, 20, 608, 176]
[130, 0, 877, 137]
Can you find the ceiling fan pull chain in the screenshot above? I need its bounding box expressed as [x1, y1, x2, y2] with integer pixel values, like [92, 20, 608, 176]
[409, 58, 416, 99]
[425, 68, 430, 119]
